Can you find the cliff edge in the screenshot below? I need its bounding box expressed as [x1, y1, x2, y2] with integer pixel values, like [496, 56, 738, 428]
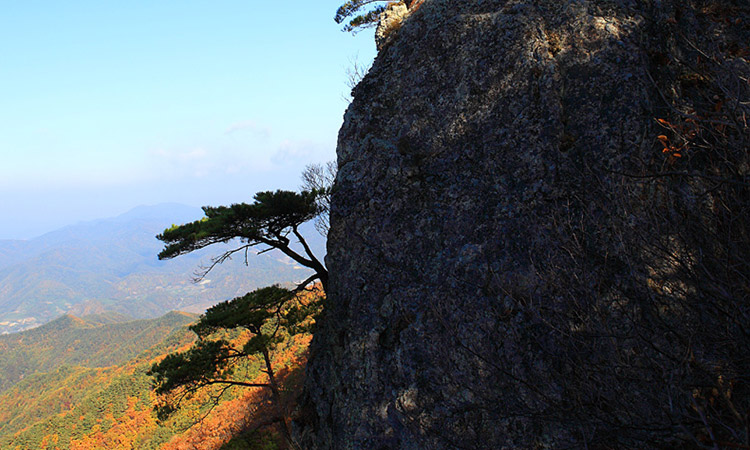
[299, 0, 749, 448]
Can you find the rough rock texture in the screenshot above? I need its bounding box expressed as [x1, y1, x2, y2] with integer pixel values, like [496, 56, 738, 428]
[298, 0, 749, 448]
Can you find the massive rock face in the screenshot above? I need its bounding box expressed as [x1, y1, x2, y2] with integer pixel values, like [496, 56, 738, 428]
[298, 0, 749, 448]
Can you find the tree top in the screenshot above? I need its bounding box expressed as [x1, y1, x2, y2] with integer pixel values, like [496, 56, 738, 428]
[335, 0, 388, 33]
[157, 190, 320, 260]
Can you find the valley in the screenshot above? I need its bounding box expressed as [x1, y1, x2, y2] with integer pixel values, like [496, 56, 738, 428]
[0, 310, 309, 449]
[0, 204, 324, 334]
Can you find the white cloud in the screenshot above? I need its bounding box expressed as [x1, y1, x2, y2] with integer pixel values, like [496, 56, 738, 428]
[148, 147, 216, 178]
[147, 143, 276, 180]
[224, 120, 271, 138]
[271, 139, 323, 165]
[151, 147, 215, 177]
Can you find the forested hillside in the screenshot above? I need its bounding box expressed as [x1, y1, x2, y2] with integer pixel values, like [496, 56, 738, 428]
[0, 311, 310, 449]
[0, 311, 197, 393]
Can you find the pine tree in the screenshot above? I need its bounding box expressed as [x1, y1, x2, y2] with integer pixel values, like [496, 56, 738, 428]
[157, 189, 328, 292]
[148, 285, 322, 449]
[334, 0, 389, 33]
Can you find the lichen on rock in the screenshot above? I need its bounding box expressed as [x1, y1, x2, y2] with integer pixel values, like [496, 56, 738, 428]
[374, 1, 411, 51]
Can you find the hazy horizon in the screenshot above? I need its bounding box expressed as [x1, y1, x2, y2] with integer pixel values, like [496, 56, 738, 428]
[0, 202, 203, 241]
[1, 1, 375, 239]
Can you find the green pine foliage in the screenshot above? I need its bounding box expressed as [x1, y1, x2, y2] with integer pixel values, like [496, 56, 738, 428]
[158, 190, 319, 260]
[144, 171, 332, 448]
[334, 0, 388, 32]
[148, 286, 322, 420]
[157, 190, 328, 292]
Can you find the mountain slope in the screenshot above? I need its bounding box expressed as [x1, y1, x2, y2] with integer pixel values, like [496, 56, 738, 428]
[0, 311, 198, 393]
[0, 311, 310, 450]
[0, 203, 324, 333]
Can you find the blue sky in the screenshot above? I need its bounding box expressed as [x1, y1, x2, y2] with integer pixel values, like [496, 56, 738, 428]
[0, 1, 376, 239]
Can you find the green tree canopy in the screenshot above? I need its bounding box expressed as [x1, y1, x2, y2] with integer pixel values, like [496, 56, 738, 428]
[334, 0, 388, 32]
[148, 285, 322, 447]
[157, 189, 328, 292]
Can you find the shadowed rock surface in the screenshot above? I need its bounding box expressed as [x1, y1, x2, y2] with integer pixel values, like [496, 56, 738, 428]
[298, 0, 749, 448]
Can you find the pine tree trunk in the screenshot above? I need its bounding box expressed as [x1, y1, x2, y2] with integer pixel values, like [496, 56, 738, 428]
[262, 347, 297, 449]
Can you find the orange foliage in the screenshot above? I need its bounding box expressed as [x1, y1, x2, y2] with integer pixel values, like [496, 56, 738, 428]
[655, 116, 700, 163]
[162, 333, 312, 450]
[70, 397, 157, 450]
[39, 433, 59, 450]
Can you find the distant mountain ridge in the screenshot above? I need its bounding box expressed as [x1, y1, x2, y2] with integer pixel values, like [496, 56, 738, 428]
[0, 203, 325, 333]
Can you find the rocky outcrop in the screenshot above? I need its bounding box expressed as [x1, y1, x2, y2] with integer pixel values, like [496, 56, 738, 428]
[374, 2, 410, 51]
[298, 0, 749, 448]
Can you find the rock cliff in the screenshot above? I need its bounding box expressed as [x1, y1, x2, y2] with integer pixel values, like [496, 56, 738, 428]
[298, 0, 749, 448]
